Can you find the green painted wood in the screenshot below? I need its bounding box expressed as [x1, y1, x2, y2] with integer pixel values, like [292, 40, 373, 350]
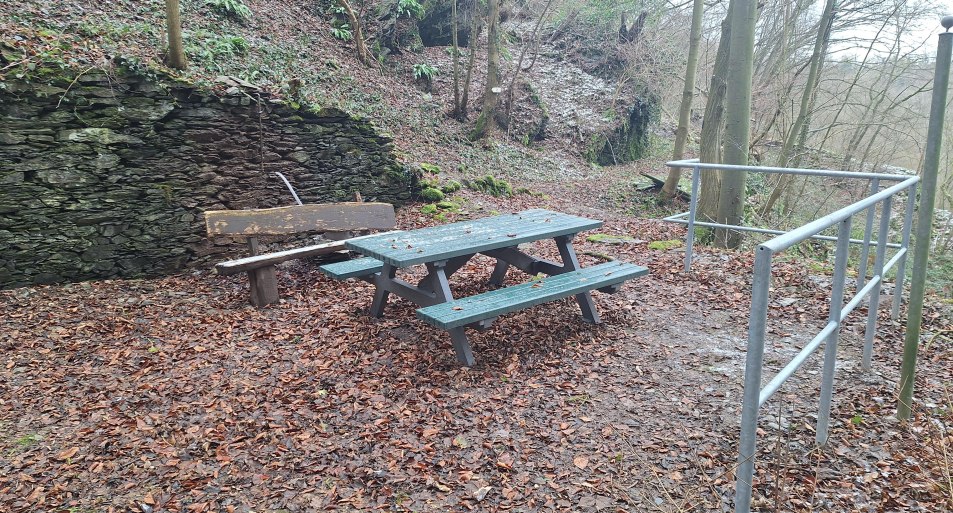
[346, 209, 602, 267]
[416, 261, 648, 329]
[319, 257, 384, 280]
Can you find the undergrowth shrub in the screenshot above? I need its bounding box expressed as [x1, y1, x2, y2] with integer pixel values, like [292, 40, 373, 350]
[206, 0, 252, 21]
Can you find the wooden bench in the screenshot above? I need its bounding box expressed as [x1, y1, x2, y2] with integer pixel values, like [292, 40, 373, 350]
[205, 202, 396, 306]
[416, 260, 648, 330]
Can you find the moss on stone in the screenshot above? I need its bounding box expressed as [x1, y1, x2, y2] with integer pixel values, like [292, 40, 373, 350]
[648, 239, 683, 250]
[419, 187, 445, 202]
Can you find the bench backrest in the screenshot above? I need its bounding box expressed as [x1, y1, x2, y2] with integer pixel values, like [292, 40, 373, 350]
[204, 202, 397, 236]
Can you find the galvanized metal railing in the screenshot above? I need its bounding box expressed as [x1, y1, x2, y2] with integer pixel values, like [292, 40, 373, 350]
[663, 159, 919, 513]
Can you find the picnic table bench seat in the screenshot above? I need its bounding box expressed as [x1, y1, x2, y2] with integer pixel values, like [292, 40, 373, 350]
[416, 260, 648, 329]
[318, 256, 386, 281]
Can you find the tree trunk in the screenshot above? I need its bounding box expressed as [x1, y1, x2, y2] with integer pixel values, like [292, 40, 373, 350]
[715, 0, 757, 249]
[460, 3, 483, 119]
[165, 0, 187, 70]
[451, 0, 462, 118]
[469, 0, 502, 140]
[338, 0, 375, 67]
[697, 7, 733, 222]
[761, 0, 836, 217]
[503, 0, 555, 130]
[661, 0, 704, 201]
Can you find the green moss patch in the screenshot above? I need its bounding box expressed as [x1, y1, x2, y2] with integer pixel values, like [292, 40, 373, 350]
[648, 239, 683, 251]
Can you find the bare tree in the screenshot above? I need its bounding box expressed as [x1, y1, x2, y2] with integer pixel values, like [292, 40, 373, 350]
[661, 0, 705, 201]
[337, 0, 375, 67]
[715, 0, 757, 249]
[697, 5, 733, 222]
[760, 0, 836, 217]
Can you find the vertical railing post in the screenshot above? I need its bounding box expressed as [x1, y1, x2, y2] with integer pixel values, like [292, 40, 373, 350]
[863, 197, 893, 370]
[685, 164, 701, 271]
[892, 183, 917, 320]
[734, 246, 773, 513]
[857, 178, 880, 290]
[816, 217, 853, 445]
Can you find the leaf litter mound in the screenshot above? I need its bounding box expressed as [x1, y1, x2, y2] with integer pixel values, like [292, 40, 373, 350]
[2, 177, 952, 512]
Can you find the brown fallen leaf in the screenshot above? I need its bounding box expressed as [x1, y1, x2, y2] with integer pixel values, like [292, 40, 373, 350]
[57, 447, 79, 460]
[573, 455, 589, 469]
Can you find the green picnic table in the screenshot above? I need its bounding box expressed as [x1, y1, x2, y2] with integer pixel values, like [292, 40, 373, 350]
[320, 209, 647, 365]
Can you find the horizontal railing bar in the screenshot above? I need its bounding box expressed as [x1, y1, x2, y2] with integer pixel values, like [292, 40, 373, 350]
[761, 177, 918, 253]
[666, 158, 914, 182]
[841, 275, 882, 322]
[759, 321, 838, 407]
[883, 248, 906, 274]
[664, 217, 902, 249]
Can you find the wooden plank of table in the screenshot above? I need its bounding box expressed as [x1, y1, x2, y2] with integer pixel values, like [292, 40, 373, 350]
[205, 202, 396, 236]
[416, 261, 649, 329]
[346, 209, 602, 267]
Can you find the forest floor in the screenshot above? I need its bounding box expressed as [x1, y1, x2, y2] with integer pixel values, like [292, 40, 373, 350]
[2, 163, 952, 513]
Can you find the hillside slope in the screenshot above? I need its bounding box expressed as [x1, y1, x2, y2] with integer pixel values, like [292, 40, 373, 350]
[1, 0, 644, 182]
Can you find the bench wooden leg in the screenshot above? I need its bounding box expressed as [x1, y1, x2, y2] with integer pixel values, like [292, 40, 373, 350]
[247, 265, 279, 307]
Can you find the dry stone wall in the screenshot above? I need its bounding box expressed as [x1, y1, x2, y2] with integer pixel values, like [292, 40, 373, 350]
[0, 70, 413, 289]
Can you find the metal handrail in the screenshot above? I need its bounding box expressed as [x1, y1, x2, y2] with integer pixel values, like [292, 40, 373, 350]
[662, 159, 919, 513]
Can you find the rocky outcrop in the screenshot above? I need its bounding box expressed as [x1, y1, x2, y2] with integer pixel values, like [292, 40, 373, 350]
[589, 98, 657, 166]
[0, 69, 413, 289]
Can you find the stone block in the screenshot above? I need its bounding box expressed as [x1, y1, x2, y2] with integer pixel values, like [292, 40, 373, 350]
[57, 128, 144, 146]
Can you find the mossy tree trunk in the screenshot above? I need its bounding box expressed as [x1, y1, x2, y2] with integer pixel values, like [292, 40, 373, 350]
[697, 6, 733, 222]
[165, 0, 187, 70]
[460, 0, 484, 119]
[714, 0, 757, 249]
[469, 0, 501, 140]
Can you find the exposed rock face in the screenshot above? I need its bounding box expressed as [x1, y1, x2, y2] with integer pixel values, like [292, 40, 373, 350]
[590, 98, 658, 166]
[0, 70, 412, 289]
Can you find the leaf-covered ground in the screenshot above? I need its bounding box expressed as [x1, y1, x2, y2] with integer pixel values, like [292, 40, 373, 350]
[3, 172, 951, 512]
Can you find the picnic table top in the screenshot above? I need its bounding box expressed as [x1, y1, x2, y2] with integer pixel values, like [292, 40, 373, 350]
[346, 209, 603, 267]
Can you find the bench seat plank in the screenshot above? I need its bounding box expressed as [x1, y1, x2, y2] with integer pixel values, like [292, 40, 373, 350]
[215, 240, 347, 275]
[416, 261, 648, 329]
[319, 257, 385, 280]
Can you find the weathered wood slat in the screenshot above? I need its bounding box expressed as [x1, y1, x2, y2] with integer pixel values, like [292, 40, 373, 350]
[215, 240, 347, 275]
[205, 202, 397, 236]
[318, 257, 384, 280]
[416, 261, 648, 329]
[347, 209, 602, 267]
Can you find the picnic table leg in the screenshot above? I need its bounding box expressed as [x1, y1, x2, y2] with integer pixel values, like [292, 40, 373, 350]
[489, 260, 509, 287]
[370, 263, 397, 317]
[554, 235, 600, 324]
[427, 260, 476, 366]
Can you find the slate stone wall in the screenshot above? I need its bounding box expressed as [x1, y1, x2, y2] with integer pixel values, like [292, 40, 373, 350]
[0, 70, 413, 289]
